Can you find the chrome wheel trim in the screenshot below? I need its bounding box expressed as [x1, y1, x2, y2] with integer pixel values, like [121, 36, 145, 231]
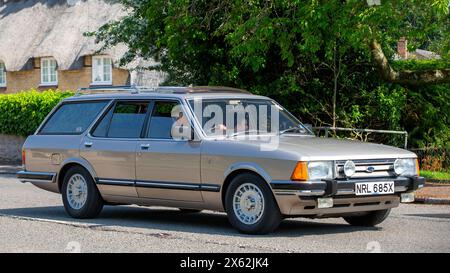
[233, 183, 265, 225]
[66, 174, 88, 210]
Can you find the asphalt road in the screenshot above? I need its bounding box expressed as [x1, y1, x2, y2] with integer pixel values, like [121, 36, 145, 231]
[0, 174, 449, 253]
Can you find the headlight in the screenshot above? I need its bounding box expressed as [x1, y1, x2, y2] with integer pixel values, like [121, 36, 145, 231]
[394, 158, 417, 176]
[291, 161, 334, 181]
[308, 161, 333, 180]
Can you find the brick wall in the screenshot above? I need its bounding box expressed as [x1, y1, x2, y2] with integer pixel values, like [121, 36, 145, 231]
[397, 37, 408, 60]
[0, 56, 130, 93]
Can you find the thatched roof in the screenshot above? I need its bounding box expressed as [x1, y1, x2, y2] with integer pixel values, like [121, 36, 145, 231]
[0, 0, 133, 71]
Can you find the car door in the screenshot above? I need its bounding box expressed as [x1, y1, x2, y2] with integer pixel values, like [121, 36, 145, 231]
[80, 100, 150, 198]
[135, 99, 203, 202]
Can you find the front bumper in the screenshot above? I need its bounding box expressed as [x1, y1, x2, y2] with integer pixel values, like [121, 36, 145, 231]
[270, 176, 425, 216]
[271, 176, 425, 197]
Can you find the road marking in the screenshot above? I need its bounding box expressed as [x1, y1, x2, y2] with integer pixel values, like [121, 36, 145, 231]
[0, 212, 284, 252]
[0, 213, 103, 228]
[390, 214, 450, 223]
[0, 212, 175, 239]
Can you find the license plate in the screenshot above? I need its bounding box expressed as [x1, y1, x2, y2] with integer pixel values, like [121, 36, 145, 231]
[355, 182, 395, 196]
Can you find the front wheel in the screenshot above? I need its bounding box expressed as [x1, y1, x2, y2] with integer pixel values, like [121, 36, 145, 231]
[225, 173, 282, 234]
[61, 166, 104, 219]
[343, 209, 391, 227]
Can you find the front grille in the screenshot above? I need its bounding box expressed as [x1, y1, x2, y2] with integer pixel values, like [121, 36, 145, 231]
[335, 159, 396, 179]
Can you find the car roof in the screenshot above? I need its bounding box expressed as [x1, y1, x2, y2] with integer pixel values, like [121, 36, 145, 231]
[64, 86, 270, 101]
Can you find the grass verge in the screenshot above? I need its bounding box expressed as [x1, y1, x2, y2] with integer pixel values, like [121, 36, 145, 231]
[421, 170, 450, 182]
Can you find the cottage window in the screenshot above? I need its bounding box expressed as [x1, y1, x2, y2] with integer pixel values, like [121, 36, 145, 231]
[92, 56, 112, 85]
[0, 61, 6, 87]
[40, 58, 58, 85]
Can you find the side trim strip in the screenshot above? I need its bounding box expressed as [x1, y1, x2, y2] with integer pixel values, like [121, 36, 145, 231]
[199, 184, 221, 192]
[136, 181, 198, 191]
[17, 171, 56, 183]
[97, 179, 135, 187]
[96, 178, 221, 192]
[136, 181, 221, 192]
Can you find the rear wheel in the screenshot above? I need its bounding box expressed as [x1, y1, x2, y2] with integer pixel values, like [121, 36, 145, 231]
[225, 173, 282, 234]
[61, 166, 104, 219]
[343, 209, 391, 227]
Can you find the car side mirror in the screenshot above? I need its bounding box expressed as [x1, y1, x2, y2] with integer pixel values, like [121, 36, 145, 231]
[171, 125, 194, 141]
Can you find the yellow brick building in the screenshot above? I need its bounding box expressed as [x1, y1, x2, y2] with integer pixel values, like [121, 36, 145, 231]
[0, 0, 164, 93]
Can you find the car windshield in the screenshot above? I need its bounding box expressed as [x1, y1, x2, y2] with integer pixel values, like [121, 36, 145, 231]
[188, 98, 312, 137]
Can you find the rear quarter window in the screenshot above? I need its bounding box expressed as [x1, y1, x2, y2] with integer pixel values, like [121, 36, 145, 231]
[39, 101, 109, 135]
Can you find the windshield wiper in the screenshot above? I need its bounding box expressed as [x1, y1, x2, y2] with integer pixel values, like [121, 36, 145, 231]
[227, 127, 308, 137]
[279, 126, 307, 135]
[228, 129, 261, 138]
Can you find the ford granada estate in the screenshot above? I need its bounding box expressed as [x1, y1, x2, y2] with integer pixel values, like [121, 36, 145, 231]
[17, 86, 425, 234]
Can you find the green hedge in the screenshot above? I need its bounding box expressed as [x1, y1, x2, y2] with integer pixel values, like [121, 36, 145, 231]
[391, 59, 450, 71]
[0, 90, 74, 136]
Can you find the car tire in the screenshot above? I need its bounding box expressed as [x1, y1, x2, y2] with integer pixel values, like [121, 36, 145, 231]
[61, 166, 104, 219]
[343, 209, 391, 227]
[178, 208, 202, 213]
[225, 173, 282, 234]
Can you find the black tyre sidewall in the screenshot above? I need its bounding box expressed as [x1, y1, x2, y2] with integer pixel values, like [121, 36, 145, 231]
[61, 166, 103, 219]
[225, 173, 281, 234]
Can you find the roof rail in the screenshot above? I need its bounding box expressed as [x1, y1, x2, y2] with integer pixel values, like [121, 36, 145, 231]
[75, 85, 251, 95]
[76, 85, 141, 95]
[185, 86, 251, 94]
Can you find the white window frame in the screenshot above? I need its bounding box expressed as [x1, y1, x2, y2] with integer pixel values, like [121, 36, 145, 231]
[40, 57, 58, 86]
[0, 61, 6, 87]
[91, 55, 113, 85]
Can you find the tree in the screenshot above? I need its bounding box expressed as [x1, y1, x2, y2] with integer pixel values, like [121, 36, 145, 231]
[370, 40, 450, 85]
[89, 0, 449, 129]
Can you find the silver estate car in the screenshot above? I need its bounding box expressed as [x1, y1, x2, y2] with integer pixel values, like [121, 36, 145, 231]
[17, 86, 425, 234]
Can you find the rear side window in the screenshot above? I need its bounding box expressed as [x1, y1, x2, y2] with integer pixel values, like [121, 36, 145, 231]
[40, 101, 108, 135]
[91, 106, 113, 137]
[93, 101, 149, 138]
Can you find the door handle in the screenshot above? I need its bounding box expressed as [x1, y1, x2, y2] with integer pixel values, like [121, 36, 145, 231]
[140, 143, 150, 150]
[84, 141, 93, 148]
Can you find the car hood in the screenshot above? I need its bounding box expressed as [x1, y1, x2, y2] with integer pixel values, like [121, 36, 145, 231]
[244, 135, 416, 161]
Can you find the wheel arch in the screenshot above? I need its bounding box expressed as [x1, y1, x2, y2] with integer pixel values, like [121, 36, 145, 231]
[221, 163, 275, 209]
[57, 158, 97, 193]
